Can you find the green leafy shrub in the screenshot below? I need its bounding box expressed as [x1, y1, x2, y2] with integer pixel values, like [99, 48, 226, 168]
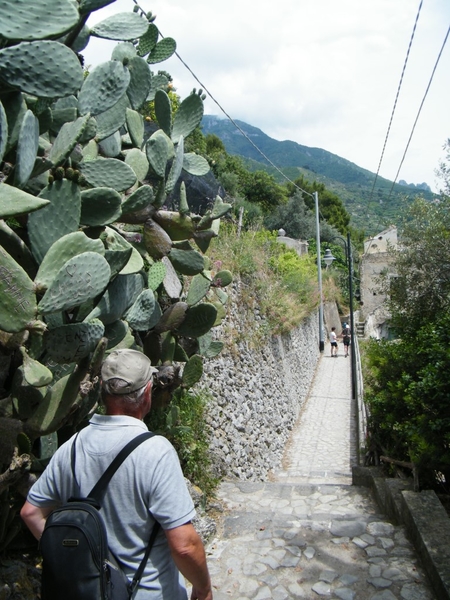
[146, 388, 218, 497]
[364, 312, 450, 488]
[209, 226, 319, 337]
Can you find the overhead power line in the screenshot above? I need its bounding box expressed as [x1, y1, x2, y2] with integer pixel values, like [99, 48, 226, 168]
[367, 0, 424, 207]
[387, 24, 450, 197]
[157, 34, 314, 199]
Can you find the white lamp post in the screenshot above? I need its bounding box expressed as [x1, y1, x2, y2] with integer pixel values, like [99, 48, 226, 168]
[314, 192, 325, 352]
[322, 233, 357, 400]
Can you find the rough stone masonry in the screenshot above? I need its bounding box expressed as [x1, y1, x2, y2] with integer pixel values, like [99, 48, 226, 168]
[198, 282, 320, 481]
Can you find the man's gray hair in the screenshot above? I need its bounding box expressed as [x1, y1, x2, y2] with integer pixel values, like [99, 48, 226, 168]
[102, 378, 148, 404]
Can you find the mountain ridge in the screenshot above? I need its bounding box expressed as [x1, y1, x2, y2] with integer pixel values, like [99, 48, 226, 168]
[201, 115, 436, 232]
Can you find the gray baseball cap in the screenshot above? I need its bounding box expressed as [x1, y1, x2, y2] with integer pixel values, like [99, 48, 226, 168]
[101, 349, 158, 394]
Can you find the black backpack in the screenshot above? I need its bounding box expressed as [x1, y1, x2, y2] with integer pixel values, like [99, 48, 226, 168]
[39, 432, 160, 600]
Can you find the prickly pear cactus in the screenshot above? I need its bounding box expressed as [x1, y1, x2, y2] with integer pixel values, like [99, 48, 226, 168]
[0, 0, 232, 548]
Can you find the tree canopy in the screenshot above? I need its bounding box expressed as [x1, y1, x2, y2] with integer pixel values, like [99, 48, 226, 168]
[364, 197, 450, 487]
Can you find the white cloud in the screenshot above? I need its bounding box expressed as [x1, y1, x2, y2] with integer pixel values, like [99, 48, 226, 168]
[83, 0, 450, 192]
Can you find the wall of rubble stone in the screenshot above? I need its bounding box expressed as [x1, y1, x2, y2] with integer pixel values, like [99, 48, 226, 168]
[198, 282, 320, 481]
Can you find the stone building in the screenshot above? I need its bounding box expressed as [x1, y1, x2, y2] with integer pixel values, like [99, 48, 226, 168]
[360, 226, 397, 339]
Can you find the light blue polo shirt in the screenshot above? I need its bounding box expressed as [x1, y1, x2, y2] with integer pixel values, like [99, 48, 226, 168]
[28, 414, 196, 599]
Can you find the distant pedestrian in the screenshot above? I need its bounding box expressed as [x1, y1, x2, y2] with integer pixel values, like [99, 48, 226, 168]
[342, 322, 351, 358]
[329, 327, 338, 357]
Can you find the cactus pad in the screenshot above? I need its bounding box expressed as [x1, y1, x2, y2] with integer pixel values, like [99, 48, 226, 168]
[98, 131, 121, 157]
[0, 100, 7, 164]
[0, 183, 50, 218]
[146, 129, 174, 178]
[126, 108, 145, 148]
[154, 301, 188, 333]
[153, 211, 195, 241]
[166, 135, 184, 194]
[212, 269, 233, 287]
[0, 220, 37, 279]
[104, 319, 128, 350]
[85, 272, 144, 325]
[35, 231, 104, 291]
[182, 153, 210, 176]
[79, 61, 131, 116]
[182, 354, 203, 388]
[79, 0, 116, 13]
[137, 23, 158, 57]
[103, 226, 143, 275]
[0, 41, 83, 97]
[162, 256, 182, 299]
[154, 90, 172, 137]
[2, 92, 26, 155]
[125, 289, 161, 331]
[90, 12, 149, 41]
[111, 42, 137, 62]
[80, 158, 137, 192]
[80, 187, 122, 226]
[176, 303, 218, 338]
[94, 92, 130, 141]
[38, 252, 111, 314]
[48, 114, 90, 167]
[147, 37, 177, 64]
[169, 247, 205, 276]
[122, 184, 154, 214]
[28, 180, 81, 263]
[0, 246, 37, 333]
[15, 109, 39, 188]
[144, 218, 173, 259]
[45, 320, 105, 363]
[147, 260, 166, 291]
[125, 148, 149, 182]
[126, 56, 152, 111]
[20, 348, 53, 387]
[186, 273, 211, 306]
[171, 93, 204, 142]
[0, 0, 79, 40]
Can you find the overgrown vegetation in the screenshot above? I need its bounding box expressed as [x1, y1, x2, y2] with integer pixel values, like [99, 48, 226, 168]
[207, 225, 342, 338]
[363, 197, 450, 491]
[147, 388, 218, 498]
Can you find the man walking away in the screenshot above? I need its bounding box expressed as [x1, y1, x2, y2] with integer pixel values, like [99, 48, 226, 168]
[21, 348, 213, 600]
[342, 322, 351, 358]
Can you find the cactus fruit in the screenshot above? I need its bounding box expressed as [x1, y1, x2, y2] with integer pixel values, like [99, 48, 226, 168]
[212, 270, 233, 287]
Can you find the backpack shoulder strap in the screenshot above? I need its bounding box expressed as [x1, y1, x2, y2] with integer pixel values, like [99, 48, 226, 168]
[88, 431, 155, 504]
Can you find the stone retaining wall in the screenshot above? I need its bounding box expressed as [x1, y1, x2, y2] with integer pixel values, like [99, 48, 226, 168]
[198, 282, 320, 481]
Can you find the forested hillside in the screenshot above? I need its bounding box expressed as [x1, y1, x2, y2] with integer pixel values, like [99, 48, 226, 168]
[201, 116, 437, 233]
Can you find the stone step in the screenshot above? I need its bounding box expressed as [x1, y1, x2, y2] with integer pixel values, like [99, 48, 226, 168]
[206, 479, 434, 600]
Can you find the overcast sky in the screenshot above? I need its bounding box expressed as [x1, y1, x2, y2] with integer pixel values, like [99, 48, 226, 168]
[83, 0, 450, 193]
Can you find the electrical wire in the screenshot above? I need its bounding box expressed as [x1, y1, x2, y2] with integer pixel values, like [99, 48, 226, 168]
[367, 0, 423, 207]
[387, 24, 450, 197]
[155, 32, 314, 199]
[363, 0, 424, 256]
[158, 12, 448, 235]
[363, 22, 450, 257]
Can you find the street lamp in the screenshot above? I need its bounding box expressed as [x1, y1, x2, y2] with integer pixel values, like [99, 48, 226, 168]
[323, 232, 357, 400]
[314, 192, 325, 352]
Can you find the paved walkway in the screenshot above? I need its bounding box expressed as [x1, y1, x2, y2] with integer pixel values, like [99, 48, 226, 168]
[204, 345, 436, 600]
